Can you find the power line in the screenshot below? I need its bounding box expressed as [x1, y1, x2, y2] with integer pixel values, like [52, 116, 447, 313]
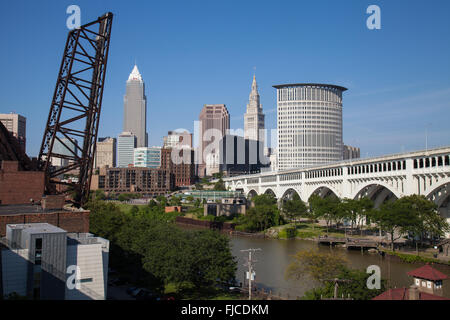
[240, 248, 261, 300]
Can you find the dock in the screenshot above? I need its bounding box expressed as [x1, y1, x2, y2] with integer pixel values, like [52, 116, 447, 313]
[318, 236, 380, 250]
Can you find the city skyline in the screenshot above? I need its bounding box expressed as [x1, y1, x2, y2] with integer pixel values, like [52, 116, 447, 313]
[1, 0, 450, 159]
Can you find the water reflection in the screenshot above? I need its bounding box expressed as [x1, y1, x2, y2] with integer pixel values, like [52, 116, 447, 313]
[230, 236, 450, 299]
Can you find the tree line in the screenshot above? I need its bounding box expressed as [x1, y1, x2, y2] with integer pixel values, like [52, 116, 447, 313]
[87, 199, 237, 293]
[280, 193, 449, 251]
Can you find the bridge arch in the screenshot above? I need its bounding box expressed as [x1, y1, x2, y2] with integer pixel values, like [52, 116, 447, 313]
[279, 188, 303, 203]
[352, 183, 400, 208]
[234, 180, 244, 191]
[247, 189, 258, 199]
[262, 188, 277, 198]
[306, 185, 340, 201]
[425, 179, 450, 208]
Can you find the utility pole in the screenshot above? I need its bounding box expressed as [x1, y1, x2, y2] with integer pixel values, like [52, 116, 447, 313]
[241, 248, 261, 300]
[320, 278, 353, 300]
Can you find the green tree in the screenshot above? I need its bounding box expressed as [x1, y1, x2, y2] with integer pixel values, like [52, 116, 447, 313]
[282, 193, 307, 227]
[241, 194, 284, 232]
[372, 200, 421, 251]
[213, 178, 226, 191]
[186, 195, 194, 203]
[130, 205, 139, 216]
[397, 195, 449, 246]
[286, 249, 347, 281]
[308, 195, 341, 235]
[169, 196, 182, 206]
[94, 189, 106, 200]
[302, 268, 386, 300]
[156, 195, 167, 207]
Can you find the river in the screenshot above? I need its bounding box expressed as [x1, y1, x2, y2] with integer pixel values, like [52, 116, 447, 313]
[229, 235, 450, 299]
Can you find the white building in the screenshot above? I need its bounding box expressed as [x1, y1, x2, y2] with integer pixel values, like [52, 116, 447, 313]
[0, 223, 109, 300]
[117, 132, 136, 167]
[163, 130, 192, 149]
[274, 83, 347, 170]
[244, 75, 265, 144]
[134, 146, 161, 168]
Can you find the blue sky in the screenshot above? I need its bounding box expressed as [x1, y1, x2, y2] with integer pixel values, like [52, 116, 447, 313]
[1, 0, 450, 158]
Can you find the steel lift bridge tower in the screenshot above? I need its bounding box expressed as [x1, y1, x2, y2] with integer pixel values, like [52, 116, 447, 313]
[38, 13, 113, 207]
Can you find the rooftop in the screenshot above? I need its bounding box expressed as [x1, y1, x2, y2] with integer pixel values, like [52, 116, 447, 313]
[7, 223, 66, 235]
[0, 204, 65, 216]
[407, 264, 449, 281]
[372, 287, 449, 300]
[272, 83, 348, 92]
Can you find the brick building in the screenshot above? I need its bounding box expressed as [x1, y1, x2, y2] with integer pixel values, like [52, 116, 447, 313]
[0, 205, 90, 237]
[91, 166, 174, 196]
[0, 161, 44, 205]
[161, 148, 195, 188]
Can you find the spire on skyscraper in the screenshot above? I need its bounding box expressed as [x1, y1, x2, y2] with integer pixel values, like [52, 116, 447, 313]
[128, 64, 143, 82]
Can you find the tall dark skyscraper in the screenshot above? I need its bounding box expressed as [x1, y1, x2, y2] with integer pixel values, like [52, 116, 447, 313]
[197, 104, 230, 177]
[123, 65, 148, 148]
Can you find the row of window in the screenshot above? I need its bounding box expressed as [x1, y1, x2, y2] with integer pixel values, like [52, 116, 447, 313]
[348, 160, 406, 175]
[277, 86, 343, 103]
[413, 155, 450, 169]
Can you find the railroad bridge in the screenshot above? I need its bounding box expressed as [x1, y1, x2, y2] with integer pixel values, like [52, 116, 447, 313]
[223, 146, 450, 233]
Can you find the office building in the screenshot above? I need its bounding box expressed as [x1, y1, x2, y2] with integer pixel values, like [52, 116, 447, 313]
[218, 134, 269, 176]
[274, 83, 347, 170]
[0, 113, 26, 153]
[51, 138, 78, 167]
[198, 104, 230, 177]
[134, 147, 161, 168]
[95, 137, 116, 168]
[163, 130, 192, 148]
[123, 65, 147, 148]
[117, 132, 136, 168]
[0, 223, 109, 300]
[343, 145, 361, 160]
[244, 75, 265, 144]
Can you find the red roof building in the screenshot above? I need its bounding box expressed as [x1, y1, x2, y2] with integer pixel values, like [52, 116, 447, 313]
[372, 263, 449, 300]
[406, 264, 449, 281]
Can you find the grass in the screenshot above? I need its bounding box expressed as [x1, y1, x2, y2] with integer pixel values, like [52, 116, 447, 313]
[164, 282, 242, 300]
[274, 222, 366, 240]
[379, 248, 450, 265]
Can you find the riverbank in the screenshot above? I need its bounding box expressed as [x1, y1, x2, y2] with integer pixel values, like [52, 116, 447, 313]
[175, 215, 450, 265]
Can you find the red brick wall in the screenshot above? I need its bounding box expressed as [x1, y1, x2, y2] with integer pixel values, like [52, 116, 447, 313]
[0, 210, 90, 237]
[0, 161, 45, 205]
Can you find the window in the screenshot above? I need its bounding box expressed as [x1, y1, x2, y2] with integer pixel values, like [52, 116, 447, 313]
[35, 238, 42, 265]
[80, 278, 93, 283]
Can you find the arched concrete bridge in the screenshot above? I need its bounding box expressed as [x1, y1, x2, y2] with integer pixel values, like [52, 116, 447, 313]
[223, 147, 450, 232]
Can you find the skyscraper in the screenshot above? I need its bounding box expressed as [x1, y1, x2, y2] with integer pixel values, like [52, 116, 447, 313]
[123, 65, 147, 148]
[0, 113, 26, 153]
[117, 132, 136, 168]
[244, 75, 265, 144]
[95, 137, 116, 168]
[198, 104, 230, 177]
[274, 83, 347, 170]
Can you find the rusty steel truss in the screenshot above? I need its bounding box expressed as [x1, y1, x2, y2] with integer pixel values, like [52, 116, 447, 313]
[38, 12, 113, 207]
